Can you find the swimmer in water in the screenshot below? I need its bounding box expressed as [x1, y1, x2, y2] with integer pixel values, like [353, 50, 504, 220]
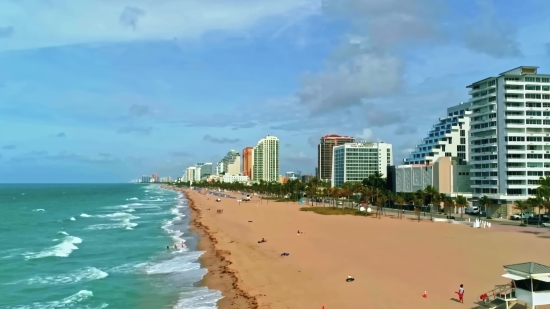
[174, 244, 177, 249]
[167, 246, 169, 250]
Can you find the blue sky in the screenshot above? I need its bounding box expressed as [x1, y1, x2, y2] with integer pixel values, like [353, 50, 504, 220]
[1, 0, 550, 183]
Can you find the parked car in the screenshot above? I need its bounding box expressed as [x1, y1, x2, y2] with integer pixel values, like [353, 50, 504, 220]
[510, 214, 522, 220]
[542, 222, 550, 227]
[337, 201, 343, 206]
[526, 215, 550, 225]
[465, 206, 480, 214]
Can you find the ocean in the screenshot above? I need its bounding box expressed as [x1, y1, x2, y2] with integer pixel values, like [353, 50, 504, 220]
[0, 183, 221, 309]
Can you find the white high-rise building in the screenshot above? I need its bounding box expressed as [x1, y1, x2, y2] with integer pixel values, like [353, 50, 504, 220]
[215, 161, 224, 175]
[185, 167, 196, 182]
[252, 135, 279, 182]
[331, 142, 392, 187]
[467, 66, 550, 212]
[403, 102, 472, 165]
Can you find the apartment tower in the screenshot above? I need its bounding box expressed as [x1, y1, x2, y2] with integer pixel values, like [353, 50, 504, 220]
[318, 134, 355, 181]
[242, 146, 254, 178]
[252, 135, 279, 182]
[467, 66, 550, 214]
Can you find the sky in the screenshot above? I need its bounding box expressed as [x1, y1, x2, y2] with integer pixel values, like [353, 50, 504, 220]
[1, 0, 550, 183]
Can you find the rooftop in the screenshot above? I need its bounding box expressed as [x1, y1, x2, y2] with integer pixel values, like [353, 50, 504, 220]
[504, 262, 550, 275]
[322, 134, 353, 138]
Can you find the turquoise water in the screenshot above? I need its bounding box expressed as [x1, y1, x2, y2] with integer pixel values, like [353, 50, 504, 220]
[0, 184, 221, 309]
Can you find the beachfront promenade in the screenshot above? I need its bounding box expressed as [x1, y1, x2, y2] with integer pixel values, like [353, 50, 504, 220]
[182, 188, 550, 309]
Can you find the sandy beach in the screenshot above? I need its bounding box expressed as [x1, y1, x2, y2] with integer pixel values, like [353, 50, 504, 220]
[180, 187, 550, 309]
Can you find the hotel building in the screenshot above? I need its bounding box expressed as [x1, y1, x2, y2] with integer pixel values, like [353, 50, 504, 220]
[185, 167, 196, 182]
[318, 134, 355, 181]
[220, 150, 241, 175]
[331, 142, 392, 187]
[467, 66, 550, 215]
[242, 146, 254, 178]
[392, 102, 473, 198]
[252, 135, 280, 182]
[403, 102, 472, 165]
[196, 162, 213, 180]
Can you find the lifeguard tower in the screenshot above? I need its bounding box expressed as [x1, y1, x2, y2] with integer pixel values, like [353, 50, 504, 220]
[477, 262, 550, 309]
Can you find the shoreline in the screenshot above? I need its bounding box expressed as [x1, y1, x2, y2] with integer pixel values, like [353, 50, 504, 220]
[173, 186, 258, 309]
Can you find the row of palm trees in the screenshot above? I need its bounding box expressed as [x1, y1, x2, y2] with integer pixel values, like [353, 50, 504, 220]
[174, 173, 470, 217]
[174, 175, 550, 221]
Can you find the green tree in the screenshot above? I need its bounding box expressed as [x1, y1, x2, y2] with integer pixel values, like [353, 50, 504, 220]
[454, 195, 468, 219]
[514, 200, 529, 226]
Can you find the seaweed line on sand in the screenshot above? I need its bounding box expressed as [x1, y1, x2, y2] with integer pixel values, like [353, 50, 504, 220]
[185, 191, 260, 309]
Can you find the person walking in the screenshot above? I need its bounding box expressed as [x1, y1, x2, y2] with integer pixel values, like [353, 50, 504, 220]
[455, 284, 464, 303]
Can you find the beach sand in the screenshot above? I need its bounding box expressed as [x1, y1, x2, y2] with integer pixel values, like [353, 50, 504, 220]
[182, 188, 550, 309]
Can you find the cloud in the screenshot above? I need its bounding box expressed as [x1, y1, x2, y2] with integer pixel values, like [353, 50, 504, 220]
[231, 121, 257, 130]
[0, 26, 14, 38]
[203, 135, 241, 144]
[7, 150, 119, 165]
[117, 126, 152, 135]
[56, 132, 66, 138]
[128, 104, 150, 117]
[394, 125, 418, 135]
[355, 128, 375, 141]
[297, 51, 403, 113]
[363, 104, 403, 127]
[0, 0, 318, 52]
[119, 6, 145, 31]
[2, 145, 16, 150]
[460, 0, 522, 58]
[171, 151, 190, 157]
[295, 0, 449, 113]
[283, 151, 316, 172]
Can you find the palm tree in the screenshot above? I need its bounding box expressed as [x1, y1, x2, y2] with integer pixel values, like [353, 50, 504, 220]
[527, 194, 545, 225]
[454, 195, 468, 219]
[412, 198, 423, 221]
[443, 196, 454, 217]
[478, 195, 490, 219]
[423, 185, 439, 214]
[395, 195, 405, 219]
[514, 200, 529, 226]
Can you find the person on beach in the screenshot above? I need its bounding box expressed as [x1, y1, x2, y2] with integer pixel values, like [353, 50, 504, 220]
[455, 284, 464, 303]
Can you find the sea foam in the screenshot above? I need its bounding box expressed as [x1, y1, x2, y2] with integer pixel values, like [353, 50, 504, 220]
[24, 235, 82, 259]
[7, 267, 108, 286]
[6, 290, 103, 309]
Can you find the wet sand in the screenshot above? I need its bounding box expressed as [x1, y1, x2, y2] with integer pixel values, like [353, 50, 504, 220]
[181, 188, 550, 309]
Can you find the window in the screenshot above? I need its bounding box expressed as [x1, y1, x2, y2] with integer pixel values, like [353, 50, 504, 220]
[526, 111, 541, 116]
[460, 138, 466, 144]
[526, 119, 542, 125]
[526, 93, 542, 99]
[526, 102, 542, 108]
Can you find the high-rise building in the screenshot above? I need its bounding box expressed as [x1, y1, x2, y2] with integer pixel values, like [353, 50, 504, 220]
[220, 150, 241, 175]
[141, 175, 151, 183]
[151, 173, 158, 182]
[403, 102, 472, 165]
[331, 142, 392, 187]
[215, 161, 224, 175]
[185, 167, 196, 182]
[196, 163, 213, 180]
[467, 66, 550, 213]
[242, 146, 254, 177]
[318, 134, 355, 181]
[252, 135, 279, 182]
